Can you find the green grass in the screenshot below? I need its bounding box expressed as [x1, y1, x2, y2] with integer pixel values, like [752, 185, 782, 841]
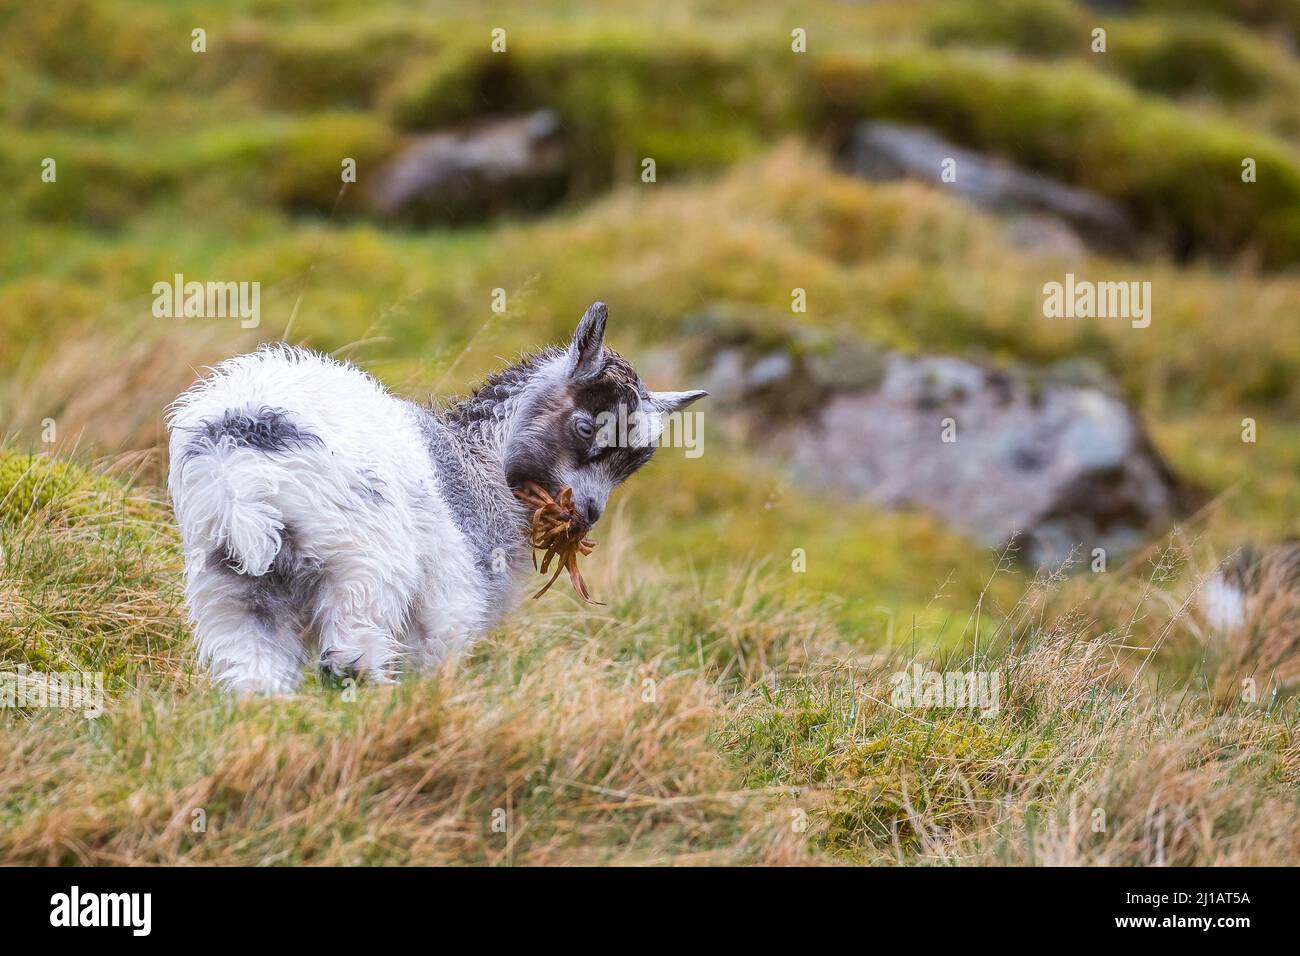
[0, 451, 188, 685]
[2, 452, 1298, 865]
[8, 1, 1300, 263]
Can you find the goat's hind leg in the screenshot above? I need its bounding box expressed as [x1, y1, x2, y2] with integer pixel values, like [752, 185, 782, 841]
[185, 551, 311, 695]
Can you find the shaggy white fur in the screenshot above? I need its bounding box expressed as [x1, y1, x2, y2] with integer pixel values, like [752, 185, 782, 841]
[168, 303, 705, 695]
[167, 346, 487, 694]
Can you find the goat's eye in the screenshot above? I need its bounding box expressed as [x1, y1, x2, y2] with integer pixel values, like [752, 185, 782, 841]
[573, 416, 595, 441]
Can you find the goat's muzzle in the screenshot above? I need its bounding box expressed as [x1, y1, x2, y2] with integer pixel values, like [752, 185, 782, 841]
[513, 483, 602, 604]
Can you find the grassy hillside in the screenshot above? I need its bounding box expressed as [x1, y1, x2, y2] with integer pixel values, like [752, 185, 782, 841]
[3, 451, 1298, 865]
[2, 0, 1299, 864]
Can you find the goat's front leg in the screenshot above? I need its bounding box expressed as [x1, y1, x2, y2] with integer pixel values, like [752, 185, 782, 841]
[404, 574, 487, 673]
[314, 559, 411, 684]
[403, 613, 475, 673]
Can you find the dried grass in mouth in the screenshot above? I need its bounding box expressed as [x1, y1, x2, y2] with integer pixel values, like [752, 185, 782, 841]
[514, 482, 602, 604]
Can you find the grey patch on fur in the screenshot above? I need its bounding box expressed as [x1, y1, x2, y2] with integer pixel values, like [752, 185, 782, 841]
[419, 311, 691, 615]
[414, 404, 530, 612]
[183, 406, 321, 460]
[443, 347, 564, 432]
[209, 526, 323, 637]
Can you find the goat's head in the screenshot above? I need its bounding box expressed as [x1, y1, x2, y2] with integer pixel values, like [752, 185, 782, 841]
[503, 301, 706, 528]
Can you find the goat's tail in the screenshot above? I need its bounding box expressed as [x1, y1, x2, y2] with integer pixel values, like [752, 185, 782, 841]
[168, 408, 315, 576]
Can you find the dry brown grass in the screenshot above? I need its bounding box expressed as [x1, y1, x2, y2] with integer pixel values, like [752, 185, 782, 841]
[1, 320, 258, 477]
[0, 647, 810, 865]
[2, 460, 1299, 866]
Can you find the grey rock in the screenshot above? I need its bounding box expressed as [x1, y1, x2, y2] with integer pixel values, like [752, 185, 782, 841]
[693, 317, 889, 407]
[844, 121, 1138, 254]
[804, 340, 889, 392]
[689, 313, 1181, 567]
[747, 352, 795, 388]
[371, 110, 567, 224]
[1006, 213, 1088, 259]
[753, 350, 1179, 569]
[702, 348, 749, 403]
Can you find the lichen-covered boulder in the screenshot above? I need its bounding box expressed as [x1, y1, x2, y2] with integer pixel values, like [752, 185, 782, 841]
[698, 329, 1183, 568]
[370, 110, 567, 224]
[843, 121, 1138, 255]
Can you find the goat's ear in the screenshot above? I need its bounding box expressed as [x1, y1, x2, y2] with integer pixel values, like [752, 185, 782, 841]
[566, 301, 607, 382]
[651, 389, 708, 414]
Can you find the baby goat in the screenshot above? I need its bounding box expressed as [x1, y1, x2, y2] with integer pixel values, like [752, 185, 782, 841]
[167, 302, 705, 694]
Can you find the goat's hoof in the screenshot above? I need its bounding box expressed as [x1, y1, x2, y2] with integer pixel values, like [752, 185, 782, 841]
[318, 650, 363, 688]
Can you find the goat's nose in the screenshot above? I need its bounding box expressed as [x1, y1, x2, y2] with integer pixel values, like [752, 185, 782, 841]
[582, 500, 603, 525]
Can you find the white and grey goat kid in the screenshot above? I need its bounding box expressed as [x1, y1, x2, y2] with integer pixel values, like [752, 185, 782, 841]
[167, 302, 706, 694]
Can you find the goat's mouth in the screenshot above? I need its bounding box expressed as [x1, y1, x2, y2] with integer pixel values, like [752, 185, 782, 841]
[509, 478, 591, 532]
[512, 482, 601, 604]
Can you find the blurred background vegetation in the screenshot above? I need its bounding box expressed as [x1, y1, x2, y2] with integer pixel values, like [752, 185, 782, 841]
[2, 0, 1298, 645]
